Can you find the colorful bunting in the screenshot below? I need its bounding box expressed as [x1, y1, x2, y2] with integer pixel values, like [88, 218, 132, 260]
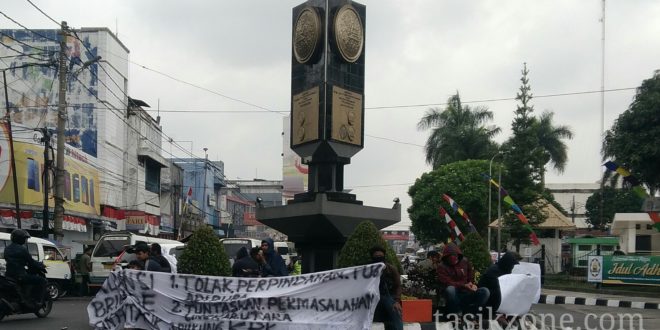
[482, 174, 541, 245]
[603, 160, 660, 231]
[442, 194, 478, 233]
[439, 207, 465, 243]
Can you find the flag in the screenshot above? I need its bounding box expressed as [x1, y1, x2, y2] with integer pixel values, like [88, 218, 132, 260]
[442, 194, 478, 233]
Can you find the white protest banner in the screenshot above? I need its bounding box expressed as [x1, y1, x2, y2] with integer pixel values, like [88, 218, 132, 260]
[497, 273, 541, 316]
[88, 263, 384, 330]
[512, 262, 541, 303]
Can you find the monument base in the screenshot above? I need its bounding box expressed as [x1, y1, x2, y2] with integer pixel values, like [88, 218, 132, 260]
[256, 193, 400, 273]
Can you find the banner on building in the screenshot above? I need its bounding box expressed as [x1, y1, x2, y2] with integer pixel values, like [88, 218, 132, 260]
[589, 255, 660, 286]
[0, 125, 100, 216]
[88, 264, 384, 330]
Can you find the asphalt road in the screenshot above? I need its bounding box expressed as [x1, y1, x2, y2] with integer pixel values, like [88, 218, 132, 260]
[0, 297, 93, 330]
[530, 303, 660, 330]
[2, 297, 658, 330]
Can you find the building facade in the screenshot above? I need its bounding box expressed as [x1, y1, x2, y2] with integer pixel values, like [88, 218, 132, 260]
[221, 179, 284, 240]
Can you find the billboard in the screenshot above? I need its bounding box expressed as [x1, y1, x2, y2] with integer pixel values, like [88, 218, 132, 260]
[282, 116, 308, 200]
[588, 255, 660, 286]
[0, 124, 100, 216]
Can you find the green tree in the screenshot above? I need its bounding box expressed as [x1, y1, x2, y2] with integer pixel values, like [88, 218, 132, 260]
[417, 93, 500, 169]
[603, 70, 660, 195]
[501, 63, 546, 249]
[177, 226, 231, 276]
[585, 187, 642, 229]
[459, 233, 492, 276]
[337, 221, 402, 273]
[407, 160, 492, 244]
[533, 111, 574, 185]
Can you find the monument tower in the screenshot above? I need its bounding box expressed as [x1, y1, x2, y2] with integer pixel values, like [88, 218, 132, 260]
[257, 0, 400, 273]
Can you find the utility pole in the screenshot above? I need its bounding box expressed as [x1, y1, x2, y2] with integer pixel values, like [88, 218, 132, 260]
[2, 71, 22, 228]
[53, 21, 69, 242]
[38, 128, 51, 238]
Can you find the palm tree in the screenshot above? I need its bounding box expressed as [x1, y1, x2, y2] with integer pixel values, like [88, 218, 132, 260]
[417, 93, 500, 169]
[533, 111, 573, 185]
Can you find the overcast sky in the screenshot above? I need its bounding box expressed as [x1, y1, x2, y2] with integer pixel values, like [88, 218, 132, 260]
[4, 0, 659, 230]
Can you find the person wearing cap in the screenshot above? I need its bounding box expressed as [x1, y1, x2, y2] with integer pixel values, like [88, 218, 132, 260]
[478, 251, 522, 318]
[436, 243, 489, 318]
[134, 243, 164, 272]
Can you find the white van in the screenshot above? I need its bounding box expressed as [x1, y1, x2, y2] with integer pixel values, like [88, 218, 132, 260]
[220, 238, 261, 265]
[274, 241, 292, 265]
[0, 232, 72, 300]
[89, 233, 182, 286]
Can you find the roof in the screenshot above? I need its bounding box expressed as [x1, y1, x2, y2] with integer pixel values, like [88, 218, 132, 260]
[488, 200, 576, 230]
[565, 237, 619, 245]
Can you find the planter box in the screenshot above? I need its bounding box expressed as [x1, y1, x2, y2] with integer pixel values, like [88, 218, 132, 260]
[401, 299, 433, 323]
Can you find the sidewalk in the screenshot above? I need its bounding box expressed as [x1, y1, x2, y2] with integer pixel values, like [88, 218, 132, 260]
[538, 288, 660, 310]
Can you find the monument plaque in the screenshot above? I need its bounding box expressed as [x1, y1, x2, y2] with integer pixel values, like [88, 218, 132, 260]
[293, 7, 322, 64]
[292, 86, 320, 146]
[331, 86, 362, 145]
[334, 4, 364, 63]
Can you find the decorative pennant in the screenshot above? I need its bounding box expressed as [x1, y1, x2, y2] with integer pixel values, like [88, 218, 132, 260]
[439, 207, 465, 243]
[442, 194, 478, 233]
[482, 174, 541, 245]
[603, 160, 660, 231]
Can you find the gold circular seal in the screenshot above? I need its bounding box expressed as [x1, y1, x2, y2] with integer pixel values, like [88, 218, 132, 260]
[334, 5, 363, 63]
[293, 7, 321, 64]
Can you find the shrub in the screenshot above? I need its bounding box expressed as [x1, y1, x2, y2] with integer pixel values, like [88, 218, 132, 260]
[459, 232, 492, 276]
[177, 226, 231, 276]
[337, 221, 402, 273]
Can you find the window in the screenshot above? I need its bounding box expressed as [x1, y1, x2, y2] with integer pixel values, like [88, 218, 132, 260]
[144, 159, 161, 194]
[578, 245, 592, 251]
[90, 179, 95, 207]
[73, 174, 80, 202]
[647, 224, 653, 230]
[81, 176, 89, 205]
[43, 246, 64, 261]
[64, 171, 72, 201]
[601, 245, 614, 251]
[636, 224, 641, 230]
[578, 259, 588, 267]
[27, 158, 40, 192]
[27, 243, 39, 260]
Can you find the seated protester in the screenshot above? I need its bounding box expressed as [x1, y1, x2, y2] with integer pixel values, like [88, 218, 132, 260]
[252, 247, 275, 277]
[478, 252, 521, 320]
[417, 250, 440, 272]
[134, 243, 165, 272]
[436, 243, 489, 317]
[232, 247, 261, 277]
[371, 246, 403, 330]
[150, 243, 172, 273]
[127, 260, 144, 270]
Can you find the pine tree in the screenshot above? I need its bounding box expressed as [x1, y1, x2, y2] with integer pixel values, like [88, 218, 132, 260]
[177, 226, 231, 276]
[337, 221, 402, 273]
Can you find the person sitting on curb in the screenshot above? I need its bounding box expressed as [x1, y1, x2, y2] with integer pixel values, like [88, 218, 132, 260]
[436, 243, 490, 319]
[478, 251, 522, 326]
[370, 246, 403, 330]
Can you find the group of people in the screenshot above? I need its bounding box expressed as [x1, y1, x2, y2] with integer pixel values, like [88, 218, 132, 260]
[232, 238, 300, 277]
[374, 243, 523, 330]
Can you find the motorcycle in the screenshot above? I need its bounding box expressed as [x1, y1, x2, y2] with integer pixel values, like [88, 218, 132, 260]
[0, 264, 53, 321]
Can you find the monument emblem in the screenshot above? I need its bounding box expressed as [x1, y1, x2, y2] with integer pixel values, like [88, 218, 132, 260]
[334, 4, 364, 63]
[293, 7, 321, 64]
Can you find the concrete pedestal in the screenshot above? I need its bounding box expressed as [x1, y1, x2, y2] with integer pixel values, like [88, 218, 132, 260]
[256, 193, 400, 273]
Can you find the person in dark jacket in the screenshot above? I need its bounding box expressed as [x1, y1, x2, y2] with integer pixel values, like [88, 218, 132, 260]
[232, 247, 261, 277]
[370, 246, 403, 330]
[134, 243, 164, 272]
[3, 229, 47, 308]
[478, 251, 521, 317]
[150, 243, 172, 273]
[260, 238, 287, 276]
[436, 243, 489, 316]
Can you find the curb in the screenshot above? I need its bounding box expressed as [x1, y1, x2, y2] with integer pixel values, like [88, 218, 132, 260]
[539, 294, 660, 310]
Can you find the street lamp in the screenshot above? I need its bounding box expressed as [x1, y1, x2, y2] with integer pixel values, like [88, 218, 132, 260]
[487, 150, 504, 252]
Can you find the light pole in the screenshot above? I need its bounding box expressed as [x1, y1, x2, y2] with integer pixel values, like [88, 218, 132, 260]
[487, 151, 503, 252]
[203, 147, 209, 224]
